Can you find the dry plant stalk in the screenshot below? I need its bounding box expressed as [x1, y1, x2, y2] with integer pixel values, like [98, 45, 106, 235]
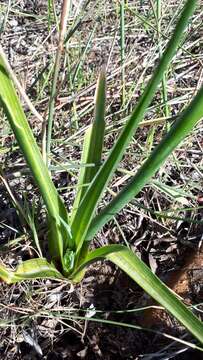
[46, 0, 71, 163]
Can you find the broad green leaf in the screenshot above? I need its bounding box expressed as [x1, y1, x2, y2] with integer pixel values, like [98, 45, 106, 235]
[0, 258, 64, 284]
[0, 51, 72, 262]
[72, 245, 203, 345]
[87, 84, 203, 239]
[71, 70, 106, 222]
[108, 247, 203, 345]
[71, 0, 197, 254]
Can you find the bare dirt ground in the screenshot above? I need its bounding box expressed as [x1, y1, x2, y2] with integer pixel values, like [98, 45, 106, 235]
[0, 0, 203, 359]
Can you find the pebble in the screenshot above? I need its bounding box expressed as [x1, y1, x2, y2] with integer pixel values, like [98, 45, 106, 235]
[9, 19, 18, 27]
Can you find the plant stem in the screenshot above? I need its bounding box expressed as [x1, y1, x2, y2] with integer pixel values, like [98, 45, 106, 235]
[156, 0, 170, 118]
[46, 0, 70, 166]
[120, 0, 125, 105]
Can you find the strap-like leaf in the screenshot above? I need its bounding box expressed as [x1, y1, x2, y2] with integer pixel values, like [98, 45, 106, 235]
[87, 84, 203, 239]
[0, 258, 64, 284]
[71, 0, 197, 254]
[71, 70, 106, 222]
[0, 49, 72, 261]
[72, 244, 203, 345]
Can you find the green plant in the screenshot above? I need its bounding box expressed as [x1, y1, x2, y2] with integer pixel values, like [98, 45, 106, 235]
[0, 0, 203, 344]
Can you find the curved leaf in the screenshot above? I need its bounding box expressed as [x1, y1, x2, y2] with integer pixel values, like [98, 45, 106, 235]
[70, 244, 124, 280]
[87, 84, 203, 239]
[0, 258, 64, 284]
[71, 0, 197, 254]
[72, 245, 203, 344]
[0, 48, 72, 261]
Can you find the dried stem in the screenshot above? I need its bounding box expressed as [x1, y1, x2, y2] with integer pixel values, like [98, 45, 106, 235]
[46, 0, 71, 165]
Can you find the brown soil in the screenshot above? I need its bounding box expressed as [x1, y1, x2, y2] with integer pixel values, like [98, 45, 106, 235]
[142, 244, 203, 328]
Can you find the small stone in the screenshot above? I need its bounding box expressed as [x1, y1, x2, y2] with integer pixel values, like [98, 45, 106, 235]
[9, 19, 18, 27]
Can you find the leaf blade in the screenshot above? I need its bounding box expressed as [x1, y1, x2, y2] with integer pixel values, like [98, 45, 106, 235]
[0, 50, 72, 261]
[71, 0, 197, 253]
[107, 247, 203, 345]
[72, 244, 203, 344]
[0, 258, 64, 284]
[88, 84, 203, 239]
[71, 70, 106, 222]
